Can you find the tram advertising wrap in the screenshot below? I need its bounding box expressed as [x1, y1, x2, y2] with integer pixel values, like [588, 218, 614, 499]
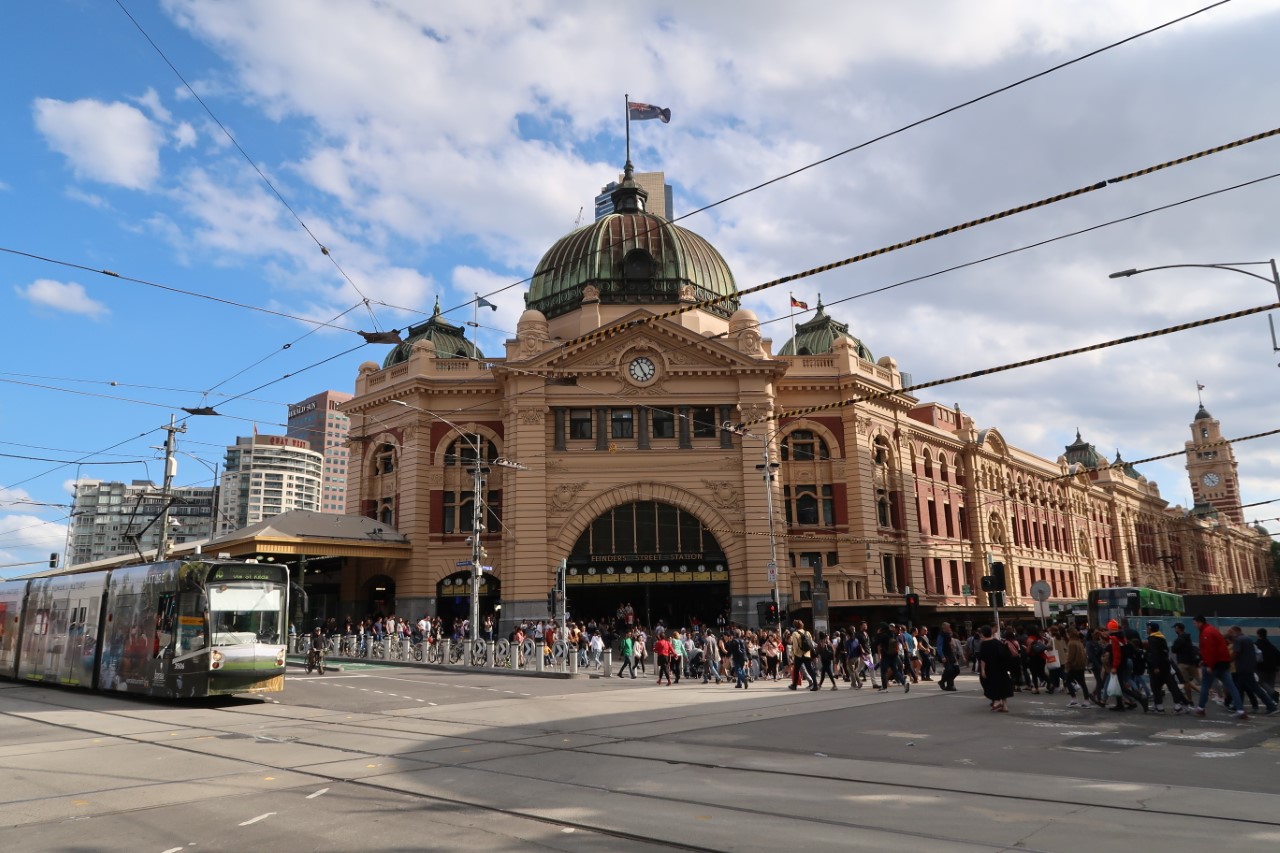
[0, 559, 287, 699]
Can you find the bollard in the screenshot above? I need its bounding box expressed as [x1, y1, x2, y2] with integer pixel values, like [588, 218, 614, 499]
[536, 640, 545, 673]
[381, 637, 390, 660]
[463, 639, 473, 667]
[569, 649, 578, 675]
[289, 635, 298, 654]
[602, 649, 612, 677]
[441, 639, 451, 665]
[486, 642, 495, 668]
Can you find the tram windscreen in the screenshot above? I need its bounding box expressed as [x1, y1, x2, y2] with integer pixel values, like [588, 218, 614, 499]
[208, 584, 284, 645]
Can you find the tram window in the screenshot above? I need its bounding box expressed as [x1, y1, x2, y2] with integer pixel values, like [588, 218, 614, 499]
[651, 408, 675, 439]
[569, 409, 593, 440]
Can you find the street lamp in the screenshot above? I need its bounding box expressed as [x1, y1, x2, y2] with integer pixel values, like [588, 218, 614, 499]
[390, 399, 525, 662]
[1109, 260, 1280, 357]
[723, 422, 785, 629]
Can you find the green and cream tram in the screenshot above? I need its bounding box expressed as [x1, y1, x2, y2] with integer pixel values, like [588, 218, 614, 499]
[0, 558, 288, 698]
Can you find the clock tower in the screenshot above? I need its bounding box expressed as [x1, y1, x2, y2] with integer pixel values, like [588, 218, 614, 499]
[1185, 404, 1243, 523]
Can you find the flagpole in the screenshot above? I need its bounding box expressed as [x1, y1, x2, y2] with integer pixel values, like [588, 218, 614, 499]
[789, 292, 798, 353]
[473, 292, 480, 357]
[624, 93, 631, 165]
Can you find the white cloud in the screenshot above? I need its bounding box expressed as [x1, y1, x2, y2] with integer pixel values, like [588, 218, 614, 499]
[33, 97, 163, 189]
[16, 279, 110, 319]
[133, 87, 173, 124]
[173, 121, 197, 149]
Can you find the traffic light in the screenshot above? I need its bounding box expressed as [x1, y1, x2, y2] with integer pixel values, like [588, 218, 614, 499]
[48, 552, 58, 569]
[547, 589, 558, 614]
[904, 592, 920, 608]
[981, 561, 1006, 593]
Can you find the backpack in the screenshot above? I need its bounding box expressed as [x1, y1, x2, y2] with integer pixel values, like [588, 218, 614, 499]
[800, 632, 815, 653]
[1030, 640, 1046, 656]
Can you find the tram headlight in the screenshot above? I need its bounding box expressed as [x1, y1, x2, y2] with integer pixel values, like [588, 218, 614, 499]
[211, 649, 224, 670]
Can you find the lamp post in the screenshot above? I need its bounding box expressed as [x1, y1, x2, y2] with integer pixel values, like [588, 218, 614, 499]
[1110, 260, 1280, 356]
[391, 400, 525, 663]
[724, 422, 784, 630]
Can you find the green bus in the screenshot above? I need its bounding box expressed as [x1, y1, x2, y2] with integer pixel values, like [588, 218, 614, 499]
[1087, 587, 1184, 630]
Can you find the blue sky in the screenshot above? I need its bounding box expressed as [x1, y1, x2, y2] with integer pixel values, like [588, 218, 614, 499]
[4, 1, 1280, 574]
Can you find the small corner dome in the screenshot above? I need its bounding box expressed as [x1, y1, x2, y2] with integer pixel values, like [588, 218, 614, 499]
[728, 308, 759, 333]
[358, 360, 381, 374]
[516, 308, 548, 334]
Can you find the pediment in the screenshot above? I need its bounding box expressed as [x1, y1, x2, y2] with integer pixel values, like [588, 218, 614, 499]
[514, 311, 776, 378]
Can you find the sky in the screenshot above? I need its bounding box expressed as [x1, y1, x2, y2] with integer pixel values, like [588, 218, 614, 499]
[3, 1, 1280, 576]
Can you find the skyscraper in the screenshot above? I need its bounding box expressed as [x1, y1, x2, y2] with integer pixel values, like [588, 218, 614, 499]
[216, 435, 323, 535]
[594, 170, 672, 220]
[286, 390, 353, 513]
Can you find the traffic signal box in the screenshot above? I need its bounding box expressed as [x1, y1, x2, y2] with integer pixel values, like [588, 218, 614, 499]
[980, 561, 1006, 592]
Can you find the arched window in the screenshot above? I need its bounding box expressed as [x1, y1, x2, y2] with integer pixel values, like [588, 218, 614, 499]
[922, 449, 933, 479]
[938, 454, 949, 483]
[443, 435, 497, 465]
[623, 248, 655, 281]
[781, 430, 830, 461]
[375, 443, 396, 475]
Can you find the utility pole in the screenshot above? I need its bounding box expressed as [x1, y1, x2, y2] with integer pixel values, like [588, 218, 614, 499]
[155, 415, 187, 563]
[468, 451, 526, 664]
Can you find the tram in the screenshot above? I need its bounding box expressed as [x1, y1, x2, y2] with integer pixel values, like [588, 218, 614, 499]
[0, 558, 288, 698]
[1087, 586, 1184, 630]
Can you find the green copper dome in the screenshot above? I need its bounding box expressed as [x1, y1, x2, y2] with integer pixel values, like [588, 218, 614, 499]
[779, 298, 873, 359]
[1063, 429, 1105, 470]
[383, 298, 483, 368]
[526, 163, 739, 321]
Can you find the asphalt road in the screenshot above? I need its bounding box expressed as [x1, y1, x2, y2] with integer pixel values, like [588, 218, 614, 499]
[1, 667, 1278, 852]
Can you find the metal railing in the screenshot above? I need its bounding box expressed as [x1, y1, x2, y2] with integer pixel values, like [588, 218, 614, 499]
[289, 634, 606, 675]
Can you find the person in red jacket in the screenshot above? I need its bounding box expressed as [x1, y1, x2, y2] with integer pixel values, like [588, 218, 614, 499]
[1193, 615, 1248, 720]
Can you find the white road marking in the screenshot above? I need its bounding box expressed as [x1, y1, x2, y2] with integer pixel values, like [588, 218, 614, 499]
[306, 788, 330, 799]
[161, 847, 185, 853]
[239, 812, 276, 826]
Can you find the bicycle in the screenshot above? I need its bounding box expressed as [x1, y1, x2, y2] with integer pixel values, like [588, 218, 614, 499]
[305, 642, 325, 675]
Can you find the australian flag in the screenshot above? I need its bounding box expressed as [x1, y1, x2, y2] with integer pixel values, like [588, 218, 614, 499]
[628, 102, 671, 123]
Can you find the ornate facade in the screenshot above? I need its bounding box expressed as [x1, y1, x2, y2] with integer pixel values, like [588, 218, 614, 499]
[337, 166, 1271, 629]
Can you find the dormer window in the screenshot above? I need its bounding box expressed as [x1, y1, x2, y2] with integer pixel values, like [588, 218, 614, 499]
[623, 248, 655, 281]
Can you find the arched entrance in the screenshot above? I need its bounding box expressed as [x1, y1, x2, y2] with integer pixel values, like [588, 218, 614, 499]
[565, 500, 729, 630]
[436, 572, 500, 624]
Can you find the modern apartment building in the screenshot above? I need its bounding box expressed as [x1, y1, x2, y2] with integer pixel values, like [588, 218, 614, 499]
[67, 479, 215, 566]
[285, 390, 353, 513]
[216, 435, 323, 535]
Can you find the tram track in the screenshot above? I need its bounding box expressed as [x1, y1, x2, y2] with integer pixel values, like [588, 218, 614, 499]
[4, 682, 1278, 852]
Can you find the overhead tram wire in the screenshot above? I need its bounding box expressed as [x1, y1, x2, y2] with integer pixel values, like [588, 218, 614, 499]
[379, 167, 1280, 434]
[747, 302, 1280, 427]
[368, 0, 1235, 325]
[1050, 428, 1280, 483]
[1, 425, 168, 492]
[0, 246, 361, 334]
[113, 0, 385, 333]
[755, 170, 1280, 335]
[561, 124, 1280, 353]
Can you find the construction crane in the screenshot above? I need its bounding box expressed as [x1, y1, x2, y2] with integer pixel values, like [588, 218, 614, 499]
[574, 206, 583, 227]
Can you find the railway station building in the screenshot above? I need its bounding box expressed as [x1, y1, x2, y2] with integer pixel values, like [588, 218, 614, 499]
[327, 166, 1272, 633]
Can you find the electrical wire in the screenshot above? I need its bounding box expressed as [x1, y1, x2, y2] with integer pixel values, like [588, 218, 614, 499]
[562, 123, 1280, 352]
[0, 246, 361, 333]
[384, 0, 1236, 325]
[113, 0, 384, 332]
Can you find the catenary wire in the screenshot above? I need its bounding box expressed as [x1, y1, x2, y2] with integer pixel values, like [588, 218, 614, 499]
[112, 0, 384, 332]
[379, 0, 1235, 324]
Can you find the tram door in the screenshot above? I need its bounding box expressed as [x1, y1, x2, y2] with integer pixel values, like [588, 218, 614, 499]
[63, 598, 92, 686]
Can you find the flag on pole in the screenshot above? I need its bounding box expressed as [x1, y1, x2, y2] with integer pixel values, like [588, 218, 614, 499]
[477, 296, 498, 311]
[790, 296, 809, 310]
[627, 101, 671, 123]
[1196, 382, 1206, 390]
[252, 422, 258, 438]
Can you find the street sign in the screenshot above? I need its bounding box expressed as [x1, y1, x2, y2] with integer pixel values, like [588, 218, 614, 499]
[480, 565, 493, 573]
[1034, 599, 1051, 619]
[961, 584, 972, 596]
[455, 560, 473, 567]
[1030, 580, 1052, 602]
[766, 561, 778, 583]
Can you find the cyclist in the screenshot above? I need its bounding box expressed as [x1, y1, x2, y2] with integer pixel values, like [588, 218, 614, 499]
[306, 627, 325, 674]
